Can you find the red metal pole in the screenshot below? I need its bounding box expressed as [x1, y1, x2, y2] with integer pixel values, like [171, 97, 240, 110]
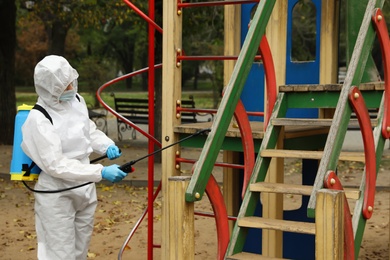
[148, 0, 156, 259]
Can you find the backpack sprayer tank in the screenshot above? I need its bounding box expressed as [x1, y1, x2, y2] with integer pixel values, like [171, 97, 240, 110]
[10, 104, 41, 181]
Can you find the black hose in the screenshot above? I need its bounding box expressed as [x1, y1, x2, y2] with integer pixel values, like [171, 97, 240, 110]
[23, 128, 211, 193]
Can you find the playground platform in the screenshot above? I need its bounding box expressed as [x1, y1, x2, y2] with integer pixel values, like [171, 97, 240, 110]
[0, 115, 388, 189]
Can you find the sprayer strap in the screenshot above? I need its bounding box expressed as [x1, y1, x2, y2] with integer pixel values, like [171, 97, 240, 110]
[33, 104, 53, 124]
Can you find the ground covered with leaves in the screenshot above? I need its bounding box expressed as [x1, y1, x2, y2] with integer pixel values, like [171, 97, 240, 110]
[0, 146, 389, 259]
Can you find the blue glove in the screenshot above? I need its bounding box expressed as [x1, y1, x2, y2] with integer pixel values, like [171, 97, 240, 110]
[106, 145, 121, 160]
[102, 165, 127, 183]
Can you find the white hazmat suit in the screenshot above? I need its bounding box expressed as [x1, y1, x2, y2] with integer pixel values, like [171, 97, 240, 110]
[21, 55, 118, 260]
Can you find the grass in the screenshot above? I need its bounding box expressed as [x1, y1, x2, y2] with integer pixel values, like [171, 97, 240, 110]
[16, 89, 220, 109]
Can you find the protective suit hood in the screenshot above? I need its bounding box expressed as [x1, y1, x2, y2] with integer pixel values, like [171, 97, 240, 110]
[34, 55, 79, 107]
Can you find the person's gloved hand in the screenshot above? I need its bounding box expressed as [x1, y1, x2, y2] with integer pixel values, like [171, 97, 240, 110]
[106, 145, 121, 160]
[102, 165, 127, 183]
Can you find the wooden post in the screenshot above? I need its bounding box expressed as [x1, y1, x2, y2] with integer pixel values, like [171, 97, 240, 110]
[168, 176, 194, 260]
[316, 189, 344, 260]
[223, 3, 241, 232]
[319, 0, 340, 85]
[162, 0, 183, 258]
[319, 0, 340, 119]
[262, 127, 284, 258]
[262, 2, 288, 257]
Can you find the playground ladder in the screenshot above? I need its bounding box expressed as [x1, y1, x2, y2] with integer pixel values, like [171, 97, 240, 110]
[185, 0, 388, 259]
[225, 81, 386, 259]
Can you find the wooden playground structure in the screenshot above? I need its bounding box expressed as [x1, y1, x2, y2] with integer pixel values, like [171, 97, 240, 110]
[96, 0, 389, 259]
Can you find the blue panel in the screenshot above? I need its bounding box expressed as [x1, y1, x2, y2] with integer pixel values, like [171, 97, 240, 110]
[241, 64, 265, 121]
[286, 0, 321, 118]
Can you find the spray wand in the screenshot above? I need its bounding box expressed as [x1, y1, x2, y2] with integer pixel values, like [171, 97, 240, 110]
[23, 128, 211, 193]
[119, 127, 211, 173]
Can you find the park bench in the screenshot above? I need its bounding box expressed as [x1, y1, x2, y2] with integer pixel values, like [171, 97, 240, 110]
[88, 106, 108, 134]
[112, 94, 213, 140]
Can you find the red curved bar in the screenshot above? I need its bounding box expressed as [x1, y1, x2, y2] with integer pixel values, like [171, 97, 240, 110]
[372, 8, 390, 139]
[97, 65, 163, 147]
[259, 35, 277, 129]
[234, 100, 256, 198]
[348, 87, 376, 219]
[205, 175, 230, 260]
[324, 171, 355, 260]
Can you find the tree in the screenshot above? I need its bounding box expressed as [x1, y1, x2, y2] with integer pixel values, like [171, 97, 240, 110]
[0, 0, 17, 145]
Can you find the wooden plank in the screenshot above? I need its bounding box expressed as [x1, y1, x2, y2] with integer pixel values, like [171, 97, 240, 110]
[174, 121, 265, 139]
[223, 1, 241, 236]
[272, 118, 333, 126]
[250, 182, 360, 200]
[238, 217, 316, 235]
[162, 0, 182, 257]
[272, 118, 377, 127]
[227, 252, 289, 260]
[260, 149, 365, 162]
[168, 176, 194, 260]
[316, 189, 344, 260]
[278, 82, 384, 92]
[320, 0, 340, 86]
[262, 128, 284, 258]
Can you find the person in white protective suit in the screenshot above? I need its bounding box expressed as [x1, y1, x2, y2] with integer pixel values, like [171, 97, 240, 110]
[21, 55, 128, 260]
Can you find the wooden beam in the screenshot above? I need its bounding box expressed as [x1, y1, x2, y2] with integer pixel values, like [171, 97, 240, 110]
[168, 176, 194, 260]
[223, 3, 241, 233]
[315, 189, 344, 260]
[162, 0, 183, 257]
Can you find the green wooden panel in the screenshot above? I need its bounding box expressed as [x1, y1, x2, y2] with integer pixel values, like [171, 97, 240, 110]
[308, 0, 385, 218]
[185, 0, 276, 203]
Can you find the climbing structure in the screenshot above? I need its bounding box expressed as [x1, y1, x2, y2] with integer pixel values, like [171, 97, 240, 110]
[96, 0, 389, 259]
[182, 1, 388, 259]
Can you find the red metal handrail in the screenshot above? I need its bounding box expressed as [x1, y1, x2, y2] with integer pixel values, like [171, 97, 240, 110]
[123, 0, 163, 34]
[348, 87, 376, 220]
[324, 171, 355, 260]
[372, 8, 390, 139]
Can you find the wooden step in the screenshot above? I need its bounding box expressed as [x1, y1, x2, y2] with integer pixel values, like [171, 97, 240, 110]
[250, 182, 360, 200]
[260, 149, 365, 162]
[272, 118, 377, 128]
[238, 217, 315, 235]
[278, 82, 384, 92]
[226, 252, 290, 260]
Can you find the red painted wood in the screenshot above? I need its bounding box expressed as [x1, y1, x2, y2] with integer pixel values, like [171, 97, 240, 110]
[348, 87, 376, 219]
[372, 8, 390, 139]
[259, 36, 277, 129]
[324, 171, 355, 260]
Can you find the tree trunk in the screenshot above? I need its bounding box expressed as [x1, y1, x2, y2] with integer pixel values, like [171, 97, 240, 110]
[0, 0, 17, 145]
[124, 41, 135, 89]
[46, 20, 69, 56]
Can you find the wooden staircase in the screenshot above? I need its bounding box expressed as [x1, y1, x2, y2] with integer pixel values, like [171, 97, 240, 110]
[225, 82, 386, 259]
[184, 0, 388, 259]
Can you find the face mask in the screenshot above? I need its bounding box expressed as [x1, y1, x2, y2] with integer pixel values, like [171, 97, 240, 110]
[59, 89, 76, 102]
